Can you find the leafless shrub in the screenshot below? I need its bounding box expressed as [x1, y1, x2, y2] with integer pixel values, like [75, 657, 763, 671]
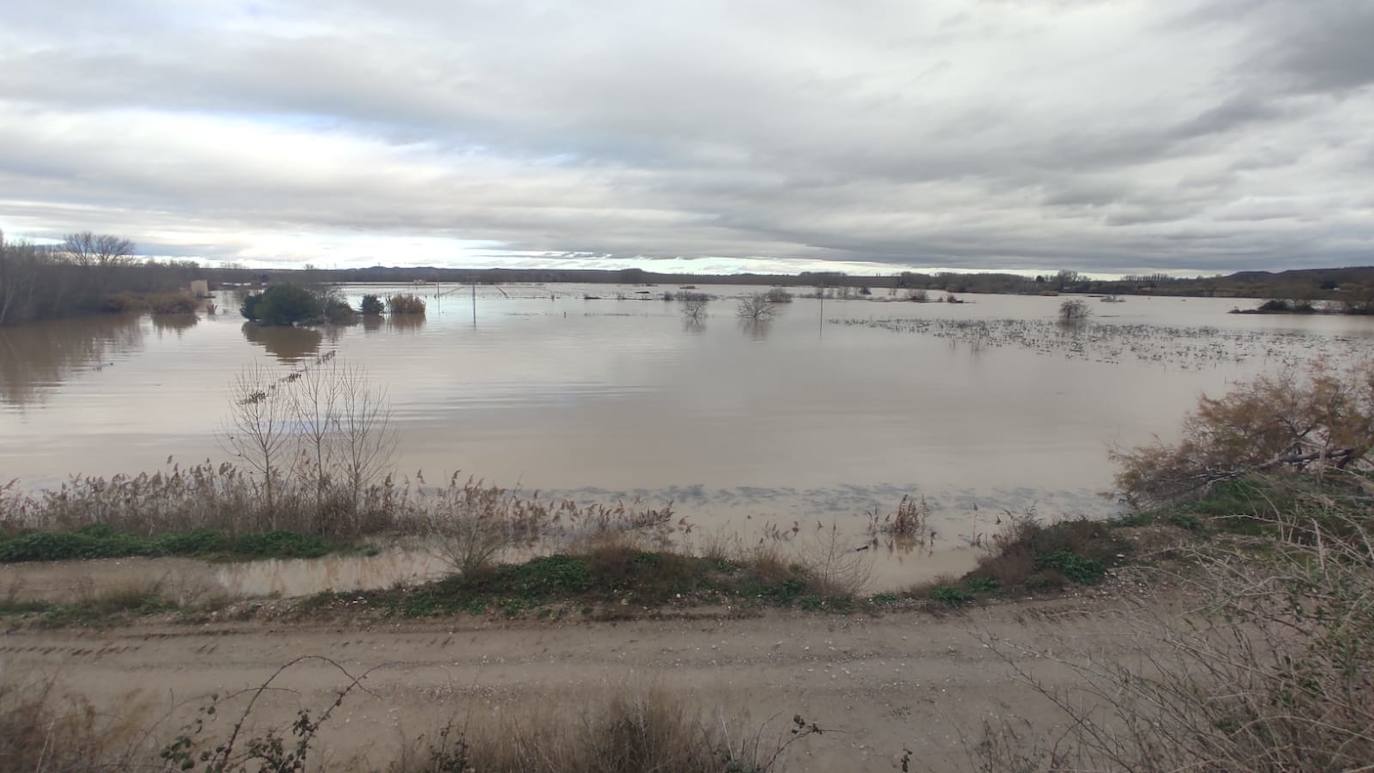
[866, 495, 932, 546]
[1114, 359, 1374, 506]
[1058, 298, 1090, 322]
[0, 674, 151, 772]
[423, 476, 680, 574]
[764, 287, 793, 304]
[737, 292, 778, 321]
[335, 363, 397, 527]
[223, 363, 292, 520]
[423, 476, 563, 574]
[796, 523, 872, 598]
[679, 292, 709, 321]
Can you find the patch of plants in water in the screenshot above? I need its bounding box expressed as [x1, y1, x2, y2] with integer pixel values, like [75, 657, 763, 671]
[386, 293, 427, 315]
[833, 315, 1374, 370]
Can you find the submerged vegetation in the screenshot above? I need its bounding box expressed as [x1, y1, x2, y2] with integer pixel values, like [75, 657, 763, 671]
[387, 293, 427, 315]
[835, 316, 1374, 370]
[1114, 359, 1374, 506]
[240, 283, 325, 326]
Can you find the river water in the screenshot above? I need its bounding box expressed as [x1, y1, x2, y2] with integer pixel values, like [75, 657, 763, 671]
[3, 284, 1373, 592]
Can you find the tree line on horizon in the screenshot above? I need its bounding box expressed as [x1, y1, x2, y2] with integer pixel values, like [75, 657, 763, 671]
[4, 229, 1373, 326]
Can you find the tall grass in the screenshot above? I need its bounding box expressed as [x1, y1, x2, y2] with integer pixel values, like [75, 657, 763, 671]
[387, 294, 427, 315]
[390, 691, 821, 773]
[0, 662, 822, 773]
[972, 474, 1374, 771]
[0, 675, 151, 771]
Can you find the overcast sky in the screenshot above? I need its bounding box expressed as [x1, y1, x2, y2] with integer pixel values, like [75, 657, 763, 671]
[1, 0, 1371, 275]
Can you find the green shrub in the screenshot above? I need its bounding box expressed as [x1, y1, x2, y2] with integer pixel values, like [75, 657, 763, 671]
[360, 294, 385, 315]
[230, 530, 332, 559]
[242, 284, 322, 325]
[1033, 549, 1105, 584]
[930, 585, 974, 607]
[323, 297, 357, 324]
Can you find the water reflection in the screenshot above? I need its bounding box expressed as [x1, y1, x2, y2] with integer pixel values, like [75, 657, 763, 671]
[151, 313, 199, 336]
[0, 314, 145, 406]
[386, 315, 426, 333]
[682, 317, 706, 335]
[241, 322, 323, 362]
[361, 315, 384, 332]
[738, 318, 772, 339]
[215, 547, 449, 598]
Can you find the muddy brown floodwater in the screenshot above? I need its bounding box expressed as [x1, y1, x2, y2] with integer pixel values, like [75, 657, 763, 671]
[4, 284, 1374, 592]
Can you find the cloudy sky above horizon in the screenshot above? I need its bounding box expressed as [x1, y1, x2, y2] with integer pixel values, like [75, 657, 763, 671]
[1, 0, 1371, 275]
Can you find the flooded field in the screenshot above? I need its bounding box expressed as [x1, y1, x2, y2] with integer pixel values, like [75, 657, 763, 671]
[4, 284, 1374, 593]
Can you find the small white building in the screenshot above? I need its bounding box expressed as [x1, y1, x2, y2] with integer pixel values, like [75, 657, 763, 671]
[189, 280, 210, 298]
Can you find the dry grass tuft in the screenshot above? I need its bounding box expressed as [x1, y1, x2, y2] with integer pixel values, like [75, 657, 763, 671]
[0, 675, 151, 772]
[391, 689, 821, 773]
[386, 294, 427, 315]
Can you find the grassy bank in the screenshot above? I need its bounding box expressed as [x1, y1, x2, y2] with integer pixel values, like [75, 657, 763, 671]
[913, 516, 1135, 608]
[0, 524, 348, 563]
[0, 585, 177, 628]
[305, 542, 857, 620]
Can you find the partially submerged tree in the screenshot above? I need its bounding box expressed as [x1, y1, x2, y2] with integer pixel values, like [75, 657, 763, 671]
[737, 292, 778, 321]
[1058, 298, 1090, 322]
[241, 283, 323, 326]
[680, 292, 709, 321]
[1114, 360, 1374, 505]
[359, 294, 385, 315]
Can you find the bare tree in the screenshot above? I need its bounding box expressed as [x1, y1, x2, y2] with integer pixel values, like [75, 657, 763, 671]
[680, 292, 709, 321]
[334, 362, 396, 523]
[737, 292, 777, 321]
[61, 232, 135, 267]
[1058, 298, 1090, 322]
[288, 358, 342, 517]
[223, 364, 291, 525]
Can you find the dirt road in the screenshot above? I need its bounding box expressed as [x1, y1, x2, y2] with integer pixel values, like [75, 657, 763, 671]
[1, 593, 1164, 771]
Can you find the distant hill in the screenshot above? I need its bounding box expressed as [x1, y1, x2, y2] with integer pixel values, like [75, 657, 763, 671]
[201, 263, 1374, 306]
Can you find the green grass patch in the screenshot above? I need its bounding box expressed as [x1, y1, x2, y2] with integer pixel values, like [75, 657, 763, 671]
[0, 591, 178, 627]
[929, 585, 975, 607]
[0, 525, 340, 563]
[322, 546, 845, 619]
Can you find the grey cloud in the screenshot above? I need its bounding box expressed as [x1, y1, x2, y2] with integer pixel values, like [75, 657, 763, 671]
[0, 0, 1372, 273]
